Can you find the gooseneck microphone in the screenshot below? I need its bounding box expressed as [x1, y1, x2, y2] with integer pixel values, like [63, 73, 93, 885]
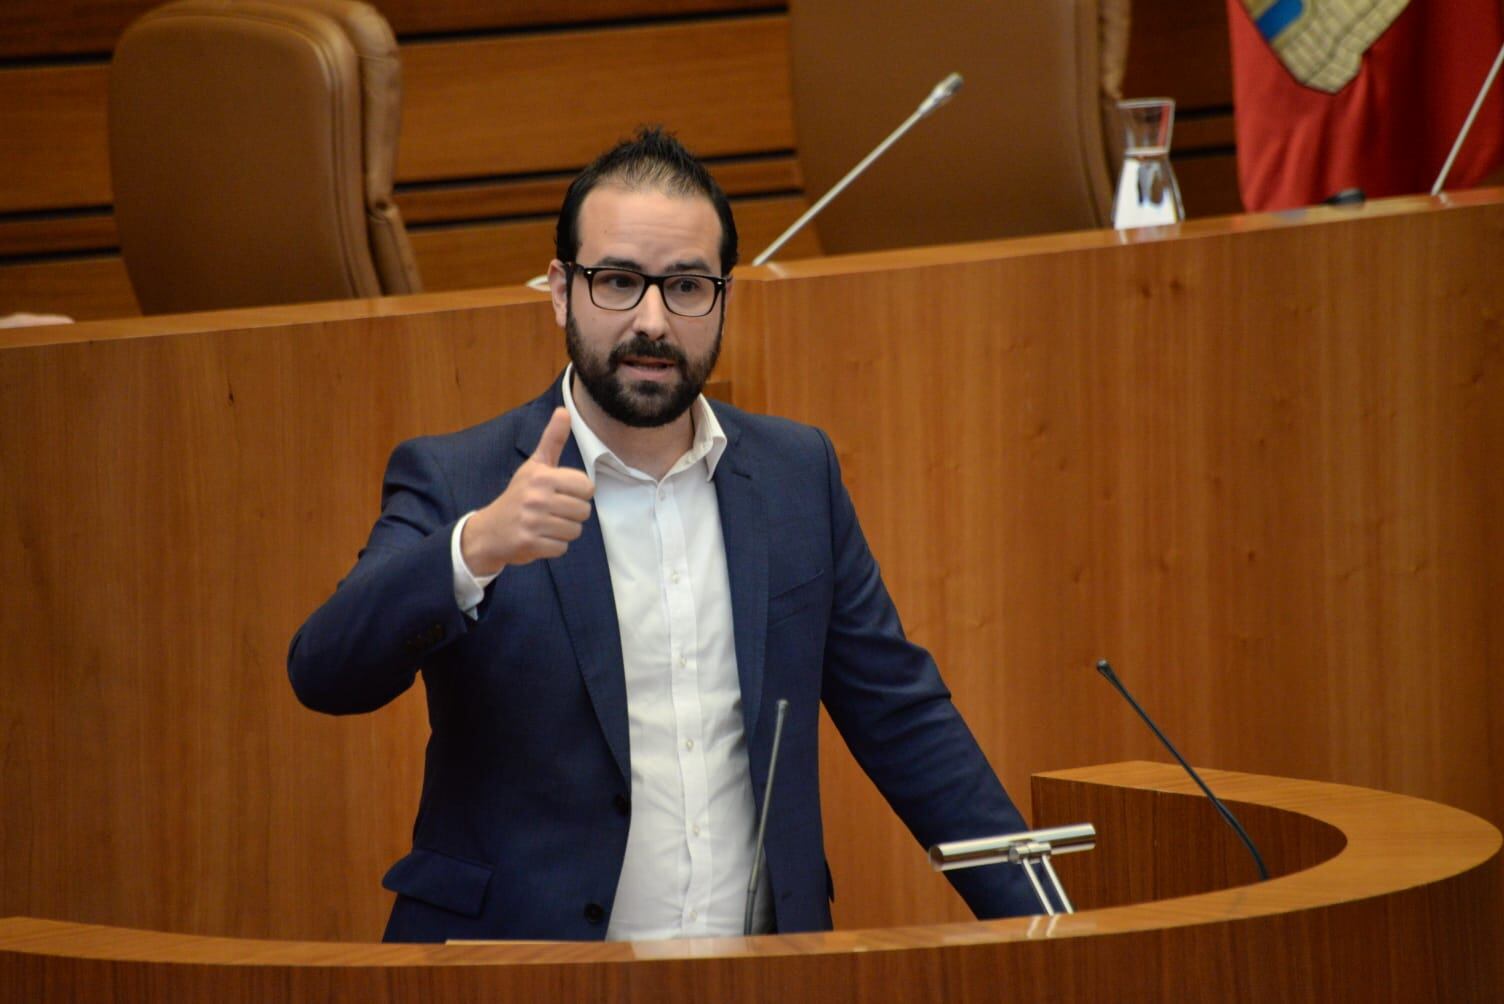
[744, 698, 790, 936]
[1095, 660, 1270, 882]
[751, 72, 965, 266]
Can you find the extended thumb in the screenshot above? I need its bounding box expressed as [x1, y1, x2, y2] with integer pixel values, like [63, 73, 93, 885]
[532, 407, 572, 466]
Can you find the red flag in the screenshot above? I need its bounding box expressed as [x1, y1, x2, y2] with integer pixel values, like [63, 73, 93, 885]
[1227, 0, 1504, 211]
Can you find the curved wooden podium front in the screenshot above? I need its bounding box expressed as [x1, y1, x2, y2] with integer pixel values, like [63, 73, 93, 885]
[2, 762, 1498, 1002]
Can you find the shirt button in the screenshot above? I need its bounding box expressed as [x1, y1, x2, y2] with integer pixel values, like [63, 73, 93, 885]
[679, 655, 687, 667]
[692, 824, 701, 836]
[671, 571, 680, 584]
[684, 738, 695, 751]
[689, 909, 699, 921]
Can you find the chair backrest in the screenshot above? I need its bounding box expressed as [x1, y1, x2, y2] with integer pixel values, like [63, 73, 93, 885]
[109, 0, 421, 314]
[785, 0, 1129, 255]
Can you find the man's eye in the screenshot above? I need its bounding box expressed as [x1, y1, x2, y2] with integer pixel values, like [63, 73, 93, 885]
[671, 277, 704, 294]
[602, 273, 638, 289]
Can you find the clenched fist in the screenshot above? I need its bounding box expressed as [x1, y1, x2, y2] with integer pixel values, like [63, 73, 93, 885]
[460, 407, 595, 575]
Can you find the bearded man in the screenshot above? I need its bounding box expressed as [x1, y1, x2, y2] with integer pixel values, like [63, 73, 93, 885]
[289, 127, 1036, 942]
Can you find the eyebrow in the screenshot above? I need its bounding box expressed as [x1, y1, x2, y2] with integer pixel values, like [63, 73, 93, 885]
[593, 255, 715, 274]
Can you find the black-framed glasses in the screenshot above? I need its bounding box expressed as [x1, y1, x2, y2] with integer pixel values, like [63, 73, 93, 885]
[567, 263, 726, 317]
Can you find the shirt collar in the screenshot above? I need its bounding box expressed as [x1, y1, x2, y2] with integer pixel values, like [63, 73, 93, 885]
[560, 365, 727, 481]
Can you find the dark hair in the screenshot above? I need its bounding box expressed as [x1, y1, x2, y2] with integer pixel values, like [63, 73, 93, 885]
[554, 126, 739, 274]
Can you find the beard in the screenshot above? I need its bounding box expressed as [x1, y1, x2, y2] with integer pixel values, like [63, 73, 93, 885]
[565, 299, 723, 429]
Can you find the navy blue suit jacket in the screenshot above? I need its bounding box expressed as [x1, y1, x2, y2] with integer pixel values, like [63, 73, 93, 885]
[288, 380, 1035, 941]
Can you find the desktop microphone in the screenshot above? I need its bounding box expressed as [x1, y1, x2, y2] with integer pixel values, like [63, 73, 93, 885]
[751, 72, 965, 266]
[744, 698, 790, 936]
[1094, 659, 1269, 881]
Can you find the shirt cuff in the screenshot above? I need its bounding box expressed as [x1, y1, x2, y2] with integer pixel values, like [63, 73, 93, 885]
[451, 511, 500, 619]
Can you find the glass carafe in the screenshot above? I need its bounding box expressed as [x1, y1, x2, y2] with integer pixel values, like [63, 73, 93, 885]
[1113, 98, 1184, 229]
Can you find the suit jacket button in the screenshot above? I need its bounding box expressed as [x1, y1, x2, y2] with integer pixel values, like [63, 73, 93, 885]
[584, 902, 605, 925]
[613, 794, 630, 816]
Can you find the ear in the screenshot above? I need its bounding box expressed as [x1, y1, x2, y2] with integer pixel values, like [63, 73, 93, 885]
[547, 260, 570, 328]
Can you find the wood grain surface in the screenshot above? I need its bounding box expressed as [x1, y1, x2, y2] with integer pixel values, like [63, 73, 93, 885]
[2, 193, 1499, 953]
[0, 0, 780, 60]
[395, 15, 793, 182]
[0, 763, 1497, 1002]
[747, 190, 1504, 929]
[0, 62, 112, 214]
[0, 156, 801, 260]
[0, 193, 817, 321]
[0, 254, 140, 320]
[0, 16, 793, 215]
[395, 155, 803, 227]
[1121, 0, 1232, 107]
[0, 292, 564, 941]
[406, 194, 820, 293]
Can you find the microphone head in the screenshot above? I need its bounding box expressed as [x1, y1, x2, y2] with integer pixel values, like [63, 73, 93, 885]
[1095, 659, 1117, 681]
[933, 72, 963, 103]
[919, 72, 964, 115]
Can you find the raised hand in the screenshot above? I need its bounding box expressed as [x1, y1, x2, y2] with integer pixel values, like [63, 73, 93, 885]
[460, 407, 595, 575]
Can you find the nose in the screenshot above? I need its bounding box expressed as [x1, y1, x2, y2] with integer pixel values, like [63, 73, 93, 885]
[631, 282, 672, 339]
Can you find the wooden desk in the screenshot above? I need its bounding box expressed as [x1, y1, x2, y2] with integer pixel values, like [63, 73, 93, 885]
[2, 763, 1498, 1002]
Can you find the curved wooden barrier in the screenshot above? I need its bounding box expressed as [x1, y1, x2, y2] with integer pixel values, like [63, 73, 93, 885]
[2, 762, 1498, 1002]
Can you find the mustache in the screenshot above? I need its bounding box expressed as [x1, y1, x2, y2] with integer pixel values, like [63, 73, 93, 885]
[608, 336, 687, 369]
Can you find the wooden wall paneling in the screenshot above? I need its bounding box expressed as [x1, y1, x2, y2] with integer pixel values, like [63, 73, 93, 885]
[0, 255, 138, 320]
[1172, 151, 1244, 217]
[408, 195, 819, 293]
[0, 298, 567, 940]
[1121, 0, 1233, 108]
[750, 195, 1504, 929]
[376, 0, 782, 36]
[0, 14, 800, 320]
[395, 16, 793, 182]
[1173, 113, 1235, 150]
[0, 191, 814, 322]
[0, 1, 150, 59]
[1171, 113, 1240, 216]
[0, 0, 784, 60]
[0, 17, 794, 215]
[0, 63, 111, 215]
[0, 212, 117, 259]
[1121, 1, 1241, 216]
[0, 12, 800, 321]
[396, 155, 802, 226]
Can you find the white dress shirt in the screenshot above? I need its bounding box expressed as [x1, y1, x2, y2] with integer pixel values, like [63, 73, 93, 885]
[451, 369, 771, 939]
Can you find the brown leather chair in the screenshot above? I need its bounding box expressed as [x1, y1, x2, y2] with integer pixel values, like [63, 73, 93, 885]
[109, 0, 421, 314]
[785, 0, 1130, 255]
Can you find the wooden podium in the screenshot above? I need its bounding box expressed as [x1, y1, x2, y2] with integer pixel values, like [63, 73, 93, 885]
[4, 192, 1503, 997]
[1, 762, 1498, 1002]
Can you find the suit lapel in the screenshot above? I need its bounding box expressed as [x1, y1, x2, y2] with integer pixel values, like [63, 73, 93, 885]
[713, 413, 769, 746]
[517, 389, 631, 784]
[516, 388, 771, 782]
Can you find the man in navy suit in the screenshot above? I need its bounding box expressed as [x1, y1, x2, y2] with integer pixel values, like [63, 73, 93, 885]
[288, 128, 1036, 942]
